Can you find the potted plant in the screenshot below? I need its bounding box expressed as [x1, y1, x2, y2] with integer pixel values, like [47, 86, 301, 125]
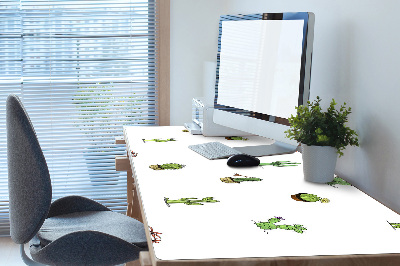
[72, 83, 139, 185]
[285, 96, 359, 183]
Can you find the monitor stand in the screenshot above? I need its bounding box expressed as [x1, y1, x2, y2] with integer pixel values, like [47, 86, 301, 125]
[233, 140, 299, 157]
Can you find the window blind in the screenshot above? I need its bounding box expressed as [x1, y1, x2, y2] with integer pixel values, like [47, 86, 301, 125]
[0, 0, 159, 236]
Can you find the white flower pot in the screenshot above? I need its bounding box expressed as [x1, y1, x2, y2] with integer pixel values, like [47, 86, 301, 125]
[301, 144, 338, 183]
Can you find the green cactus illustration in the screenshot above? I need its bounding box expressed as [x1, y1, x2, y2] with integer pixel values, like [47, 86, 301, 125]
[326, 176, 352, 188]
[259, 161, 301, 167]
[254, 217, 307, 234]
[220, 173, 262, 183]
[143, 138, 176, 143]
[388, 221, 400, 229]
[291, 193, 330, 203]
[149, 163, 185, 170]
[232, 177, 262, 182]
[164, 197, 219, 207]
[300, 193, 321, 202]
[225, 136, 249, 141]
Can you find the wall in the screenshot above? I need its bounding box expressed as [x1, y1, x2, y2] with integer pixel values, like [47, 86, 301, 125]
[170, 0, 227, 125]
[170, 0, 400, 214]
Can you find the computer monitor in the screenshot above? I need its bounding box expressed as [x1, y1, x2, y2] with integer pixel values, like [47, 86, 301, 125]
[213, 12, 315, 157]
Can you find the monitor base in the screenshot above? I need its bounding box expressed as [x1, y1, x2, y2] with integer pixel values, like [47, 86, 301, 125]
[233, 141, 299, 157]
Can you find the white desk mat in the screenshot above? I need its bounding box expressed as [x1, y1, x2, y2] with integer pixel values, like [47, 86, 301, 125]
[124, 126, 400, 260]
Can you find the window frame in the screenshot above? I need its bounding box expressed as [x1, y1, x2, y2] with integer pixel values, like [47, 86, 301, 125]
[156, 0, 170, 126]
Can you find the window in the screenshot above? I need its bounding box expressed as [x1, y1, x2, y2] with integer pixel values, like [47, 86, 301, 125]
[0, 0, 169, 236]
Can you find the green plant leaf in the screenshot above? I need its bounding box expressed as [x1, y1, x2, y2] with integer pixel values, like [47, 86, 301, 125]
[285, 97, 359, 157]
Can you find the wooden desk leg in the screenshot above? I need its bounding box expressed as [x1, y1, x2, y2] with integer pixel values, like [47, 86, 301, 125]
[139, 252, 152, 266]
[125, 174, 148, 266]
[124, 252, 151, 266]
[132, 183, 143, 223]
[116, 138, 147, 266]
[115, 154, 143, 222]
[124, 260, 141, 266]
[126, 169, 134, 218]
[127, 169, 143, 223]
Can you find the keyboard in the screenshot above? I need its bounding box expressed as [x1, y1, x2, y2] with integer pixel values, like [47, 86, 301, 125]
[188, 142, 243, 160]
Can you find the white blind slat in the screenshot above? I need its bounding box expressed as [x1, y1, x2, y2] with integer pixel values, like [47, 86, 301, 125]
[0, 0, 159, 236]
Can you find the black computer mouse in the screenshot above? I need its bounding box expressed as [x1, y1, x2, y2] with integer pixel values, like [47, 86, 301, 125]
[227, 154, 260, 167]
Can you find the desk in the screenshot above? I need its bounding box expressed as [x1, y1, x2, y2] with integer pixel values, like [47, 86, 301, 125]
[123, 126, 400, 266]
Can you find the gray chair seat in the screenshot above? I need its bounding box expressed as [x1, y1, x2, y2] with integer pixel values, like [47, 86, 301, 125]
[37, 211, 147, 248]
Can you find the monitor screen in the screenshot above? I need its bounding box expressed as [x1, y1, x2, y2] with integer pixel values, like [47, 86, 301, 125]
[213, 13, 314, 156]
[217, 19, 304, 118]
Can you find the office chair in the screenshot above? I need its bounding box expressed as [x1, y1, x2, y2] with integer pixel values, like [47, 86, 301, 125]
[6, 94, 148, 265]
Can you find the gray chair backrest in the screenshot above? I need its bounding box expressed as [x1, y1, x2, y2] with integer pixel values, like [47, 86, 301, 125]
[7, 94, 52, 244]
